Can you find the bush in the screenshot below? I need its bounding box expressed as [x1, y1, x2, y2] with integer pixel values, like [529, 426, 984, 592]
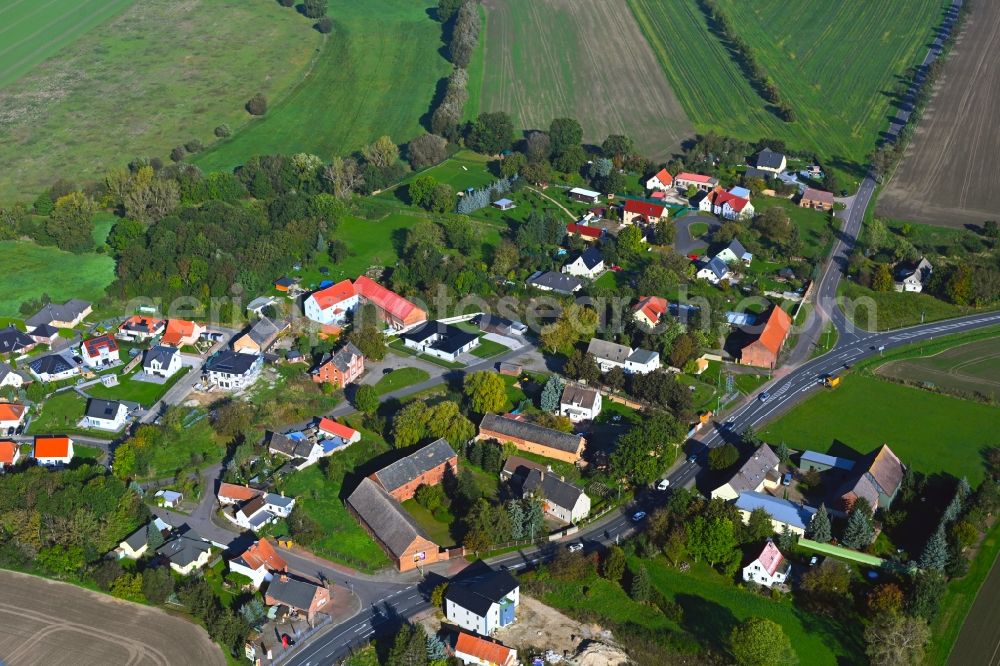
[279, 0, 294, 6]
[170, 146, 187, 163]
[300, 0, 326, 19]
[184, 139, 204, 154]
[245, 93, 268, 116]
[315, 17, 333, 33]
[214, 124, 231, 138]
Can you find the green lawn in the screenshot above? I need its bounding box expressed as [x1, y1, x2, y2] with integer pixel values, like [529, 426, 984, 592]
[762, 374, 1000, 484]
[27, 391, 113, 440]
[471, 338, 510, 359]
[384, 150, 497, 196]
[279, 427, 393, 571]
[0, 240, 114, 316]
[195, 0, 450, 174]
[0, 0, 136, 89]
[757, 197, 834, 261]
[400, 499, 456, 547]
[85, 367, 190, 407]
[688, 222, 710, 238]
[0, 0, 318, 201]
[627, 0, 947, 180]
[372, 367, 430, 396]
[838, 281, 974, 331]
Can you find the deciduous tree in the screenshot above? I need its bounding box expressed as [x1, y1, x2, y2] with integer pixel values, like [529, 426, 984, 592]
[729, 617, 796, 666]
[463, 371, 508, 414]
[46, 192, 95, 253]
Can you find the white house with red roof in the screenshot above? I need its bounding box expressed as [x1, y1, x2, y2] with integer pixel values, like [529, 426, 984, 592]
[743, 540, 791, 588]
[0, 440, 20, 470]
[80, 334, 120, 369]
[117, 316, 165, 342]
[454, 631, 518, 666]
[317, 417, 361, 445]
[633, 296, 669, 329]
[0, 403, 27, 434]
[709, 190, 754, 221]
[304, 279, 359, 327]
[645, 168, 674, 192]
[675, 172, 720, 193]
[622, 199, 667, 226]
[33, 436, 74, 467]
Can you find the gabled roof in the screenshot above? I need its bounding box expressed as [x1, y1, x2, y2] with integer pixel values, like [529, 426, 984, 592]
[373, 439, 456, 495]
[315, 342, 364, 374]
[479, 414, 585, 454]
[218, 482, 263, 503]
[0, 403, 26, 423]
[161, 319, 200, 346]
[801, 187, 835, 205]
[347, 477, 432, 558]
[521, 468, 585, 511]
[25, 300, 90, 328]
[566, 223, 602, 239]
[865, 444, 905, 498]
[573, 247, 603, 270]
[649, 168, 673, 186]
[0, 326, 34, 355]
[267, 432, 314, 459]
[623, 199, 666, 218]
[232, 538, 287, 572]
[754, 540, 788, 576]
[800, 450, 855, 471]
[33, 436, 72, 459]
[317, 418, 359, 441]
[446, 564, 519, 616]
[308, 279, 357, 311]
[735, 492, 816, 531]
[29, 323, 59, 339]
[569, 187, 601, 198]
[560, 384, 599, 410]
[725, 238, 751, 259]
[85, 398, 125, 420]
[119, 315, 164, 335]
[745, 306, 792, 355]
[755, 148, 785, 170]
[82, 334, 118, 358]
[633, 296, 669, 326]
[143, 345, 178, 369]
[266, 574, 323, 611]
[626, 349, 659, 366]
[354, 275, 424, 322]
[455, 632, 514, 665]
[676, 172, 717, 184]
[0, 441, 18, 465]
[702, 256, 730, 280]
[723, 444, 780, 495]
[0, 362, 15, 386]
[587, 338, 632, 364]
[157, 527, 211, 566]
[246, 317, 287, 347]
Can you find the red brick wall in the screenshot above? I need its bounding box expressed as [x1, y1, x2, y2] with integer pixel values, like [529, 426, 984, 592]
[740, 341, 777, 368]
[476, 429, 584, 464]
[379, 458, 458, 502]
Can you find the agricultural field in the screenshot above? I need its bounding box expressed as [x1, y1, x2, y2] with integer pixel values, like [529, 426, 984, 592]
[761, 374, 999, 484]
[876, 335, 1000, 401]
[195, 0, 451, 174]
[474, 0, 692, 160]
[877, 0, 1000, 228]
[0, 240, 115, 316]
[0, 0, 318, 202]
[627, 0, 948, 179]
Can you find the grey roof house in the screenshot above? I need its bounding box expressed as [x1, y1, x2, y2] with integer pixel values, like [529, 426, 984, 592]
[0, 326, 35, 356]
[526, 271, 583, 295]
[25, 299, 91, 330]
[346, 477, 440, 570]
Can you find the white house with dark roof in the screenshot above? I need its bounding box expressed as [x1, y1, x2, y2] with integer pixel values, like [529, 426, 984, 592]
[205, 350, 262, 390]
[525, 271, 583, 295]
[445, 563, 520, 635]
[28, 352, 80, 382]
[0, 326, 35, 357]
[735, 492, 817, 537]
[116, 517, 171, 560]
[715, 239, 753, 266]
[696, 256, 731, 284]
[559, 384, 602, 422]
[156, 527, 212, 575]
[400, 321, 480, 363]
[561, 247, 604, 279]
[586, 338, 660, 375]
[520, 468, 590, 524]
[143, 345, 182, 378]
[754, 148, 787, 174]
[743, 540, 791, 588]
[0, 363, 23, 390]
[84, 398, 128, 431]
[894, 257, 933, 293]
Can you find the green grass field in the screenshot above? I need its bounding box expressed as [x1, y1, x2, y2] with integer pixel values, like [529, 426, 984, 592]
[0, 0, 136, 89]
[195, 0, 450, 174]
[400, 499, 456, 546]
[373, 367, 430, 396]
[0, 0, 318, 201]
[762, 375, 999, 483]
[757, 197, 833, 260]
[876, 335, 1000, 401]
[627, 0, 947, 177]
[85, 367, 190, 407]
[27, 391, 117, 439]
[838, 281, 973, 331]
[0, 240, 114, 316]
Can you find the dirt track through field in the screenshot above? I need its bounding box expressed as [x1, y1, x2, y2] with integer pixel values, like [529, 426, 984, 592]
[480, 0, 692, 159]
[878, 0, 1000, 228]
[0, 570, 224, 666]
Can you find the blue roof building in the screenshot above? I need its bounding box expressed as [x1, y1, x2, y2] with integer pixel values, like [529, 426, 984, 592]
[735, 491, 817, 535]
[800, 450, 856, 473]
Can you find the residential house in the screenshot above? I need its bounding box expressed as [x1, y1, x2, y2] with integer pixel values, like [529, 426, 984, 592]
[445, 564, 520, 635]
[228, 539, 288, 589]
[712, 190, 754, 221]
[317, 417, 361, 446]
[143, 345, 182, 378]
[559, 384, 602, 422]
[492, 198, 516, 211]
[735, 492, 817, 537]
[117, 518, 171, 560]
[632, 296, 669, 329]
[29, 352, 79, 382]
[800, 187, 835, 211]
[157, 527, 212, 575]
[691, 190, 712, 211]
[561, 247, 604, 279]
[218, 482, 264, 506]
[0, 363, 23, 390]
[27, 324, 59, 346]
[0, 326, 35, 356]
[715, 239, 753, 266]
[0, 403, 27, 434]
[0, 440, 20, 471]
[739, 305, 792, 369]
[744, 167, 774, 182]
[204, 350, 262, 390]
[645, 168, 674, 192]
[154, 489, 183, 508]
[246, 296, 276, 318]
[117, 315, 165, 342]
[477, 413, 586, 464]
[32, 436, 75, 467]
[675, 172, 719, 193]
[729, 186, 752, 199]
[565, 222, 603, 242]
[233, 317, 288, 355]
[754, 148, 787, 174]
[310, 342, 365, 388]
[347, 477, 442, 572]
[264, 574, 331, 623]
[354, 275, 427, 330]
[742, 540, 791, 588]
[229, 492, 296, 531]
[839, 444, 905, 512]
[622, 199, 667, 226]
[454, 632, 518, 666]
[586, 338, 660, 374]
[401, 321, 480, 363]
[799, 451, 855, 474]
[80, 335, 119, 369]
[521, 468, 591, 524]
[696, 256, 731, 284]
[525, 271, 582, 295]
[84, 398, 128, 431]
[303, 279, 359, 327]
[711, 444, 781, 501]
[475, 315, 528, 337]
[568, 187, 601, 204]
[371, 438, 458, 502]
[24, 299, 91, 331]
[161, 319, 205, 347]
[267, 432, 317, 461]
[894, 257, 933, 293]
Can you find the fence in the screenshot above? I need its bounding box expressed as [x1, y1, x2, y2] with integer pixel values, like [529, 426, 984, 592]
[798, 538, 887, 568]
[269, 613, 334, 666]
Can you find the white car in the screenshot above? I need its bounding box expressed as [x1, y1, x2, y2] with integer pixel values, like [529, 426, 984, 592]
[567, 543, 583, 553]
[656, 479, 670, 491]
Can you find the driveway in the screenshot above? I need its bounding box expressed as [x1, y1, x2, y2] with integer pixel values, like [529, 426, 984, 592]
[674, 214, 720, 256]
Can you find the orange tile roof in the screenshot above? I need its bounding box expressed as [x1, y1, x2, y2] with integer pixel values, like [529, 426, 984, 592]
[238, 539, 287, 572]
[318, 417, 359, 441]
[754, 306, 792, 355]
[218, 483, 262, 503]
[0, 441, 18, 465]
[119, 315, 164, 334]
[310, 279, 357, 310]
[354, 276, 424, 322]
[455, 632, 513, 665]
[634, 296, 669, 325]
[162, 319, 199, 346]
[676, 172, 715, 183]
[651, 168, 673, 186]
[623, 199, 666, 218]
[0, 403, 26, 422]
[33, 436, 72, 459]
